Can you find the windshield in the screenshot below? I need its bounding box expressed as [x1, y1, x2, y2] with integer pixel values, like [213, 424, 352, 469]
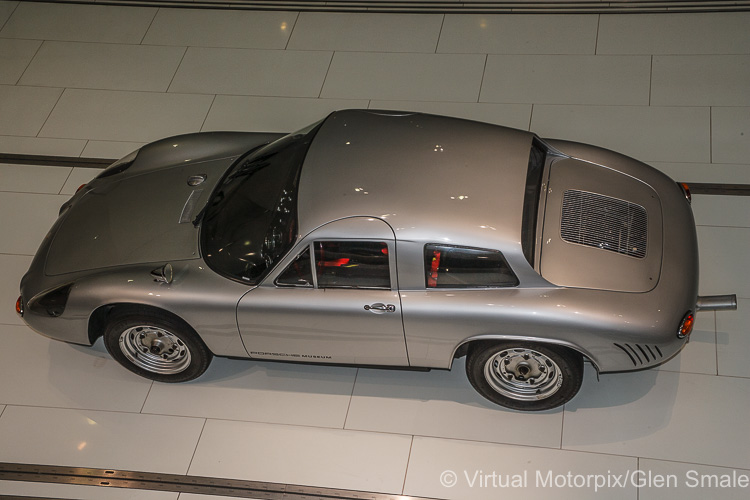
[200, 124, 321, 283]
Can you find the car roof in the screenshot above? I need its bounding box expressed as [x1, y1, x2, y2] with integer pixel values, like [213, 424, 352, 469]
[297, 110, 535, 252]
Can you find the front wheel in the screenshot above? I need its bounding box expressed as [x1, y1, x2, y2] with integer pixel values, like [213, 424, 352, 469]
[103, 309, 212, 383]
[466, 341, 583, 411]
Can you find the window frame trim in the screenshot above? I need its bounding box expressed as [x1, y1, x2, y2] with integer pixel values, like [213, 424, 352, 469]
[273, 243, 316, 289]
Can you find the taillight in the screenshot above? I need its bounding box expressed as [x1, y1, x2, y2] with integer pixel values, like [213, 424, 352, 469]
[677, 311, 694, 338]
[76, 184, 86, 193]
[15, 295, 23, 317]
[678, 182, 691, 203]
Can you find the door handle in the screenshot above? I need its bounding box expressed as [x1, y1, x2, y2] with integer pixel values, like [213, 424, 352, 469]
[364, 303, 396, 313]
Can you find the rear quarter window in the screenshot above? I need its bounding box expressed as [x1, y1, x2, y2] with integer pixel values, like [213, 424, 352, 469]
[424, 244, 519, 289]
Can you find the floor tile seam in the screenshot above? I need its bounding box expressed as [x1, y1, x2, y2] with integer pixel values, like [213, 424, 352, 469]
[656, 161, 750, 166]
[559, 402, 565, 449]
[709, 104, 713, 163]
[138, 410, 361, 431]
[138, 5, 160, 45]
[437, 50, 623, 55]
[400, 435, 415, 495]
[649, 368, 750, 381]
[648, 54, 653, 106]
[527, 103, 534, 130]
[1, 87, 738, 107]
[589, 51, 750, 56]
[185, 417, 208, 476]
[508, 102, 713, 109]
[0, 158, 109, 168]
[695, 223, 750, 230]
[9, 38, 44, 87]
[478, 97, 654, 106]
[341, 367, 359, 429]
[413, 432, 642, 460]
[14, 85, 63, 139]
[713, 311, 719, 376]
[475, 53, 488, 103]
[25, 85, 363, 99]
[593, 12, 600, 55]
[317, 51, 335, 98]
[57, 167, 75, 195]
[0, 2, 20, 34]
[0, 186, 73, 196]
[302, 47, 457, 54]
[197, 94, 217, 132]
[282, 10, 301, 50]
[0, 189, 69, 197]
[432, 13, 445, 54]
[347, 426, 569, 452]
[634, 456, 750, 472]
[712, 372, 750, 380]
[139, 381, 155, 414]
[0, 35, 195, 48]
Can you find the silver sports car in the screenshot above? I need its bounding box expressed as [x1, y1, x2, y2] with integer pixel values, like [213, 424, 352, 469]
[16, 110, 736, 411]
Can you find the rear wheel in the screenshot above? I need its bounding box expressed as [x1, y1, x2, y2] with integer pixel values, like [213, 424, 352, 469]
[103, 309, 211, 383]
[466, 341, 583, 411]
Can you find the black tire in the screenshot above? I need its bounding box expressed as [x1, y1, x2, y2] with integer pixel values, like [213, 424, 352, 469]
[466, 341, 583, 411]
[103, 308, 212, 383]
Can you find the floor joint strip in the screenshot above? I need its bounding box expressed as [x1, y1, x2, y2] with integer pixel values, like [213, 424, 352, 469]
[0, 462, 437, 500]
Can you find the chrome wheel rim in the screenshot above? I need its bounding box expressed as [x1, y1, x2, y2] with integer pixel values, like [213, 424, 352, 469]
[484, 348, 563, 401]
[119, 325, 191, 375]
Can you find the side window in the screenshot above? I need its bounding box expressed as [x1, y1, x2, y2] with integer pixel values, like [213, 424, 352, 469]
[424, 244, 519, 288]
[315, 241, 390, 290]
[276, 247, 313, 287]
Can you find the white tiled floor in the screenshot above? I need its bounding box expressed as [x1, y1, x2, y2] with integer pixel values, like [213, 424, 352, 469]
[1, 3, 749, 499]
[480, 55, 652, 105]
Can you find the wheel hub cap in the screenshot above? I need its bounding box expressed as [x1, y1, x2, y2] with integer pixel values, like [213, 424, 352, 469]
[484, 348, 563, 401]
[119, 326, 191, 375]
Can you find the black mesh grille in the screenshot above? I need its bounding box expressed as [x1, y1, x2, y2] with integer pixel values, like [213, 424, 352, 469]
[561, 190, 648, 259]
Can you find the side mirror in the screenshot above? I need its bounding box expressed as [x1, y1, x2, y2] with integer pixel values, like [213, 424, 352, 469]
[151, 263, 173, 284]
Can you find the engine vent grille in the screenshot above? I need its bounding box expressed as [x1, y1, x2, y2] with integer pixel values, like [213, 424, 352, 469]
[561, 190, 648, 258]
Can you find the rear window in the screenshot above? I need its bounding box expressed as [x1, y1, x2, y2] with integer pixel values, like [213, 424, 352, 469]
[424, 244, 518, 289]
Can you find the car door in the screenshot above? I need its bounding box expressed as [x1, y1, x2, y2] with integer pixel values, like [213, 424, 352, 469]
[236, 217, 409, 366]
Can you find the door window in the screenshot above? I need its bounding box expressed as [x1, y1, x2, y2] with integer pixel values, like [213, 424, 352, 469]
[315, 241, 390, 289]
[275, 241, 392, 290]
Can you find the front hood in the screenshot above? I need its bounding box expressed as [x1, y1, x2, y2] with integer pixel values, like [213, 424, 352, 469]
[44, 131, 286, 276]
[101, 131, 284, 179]
[45, 157, 235, 276]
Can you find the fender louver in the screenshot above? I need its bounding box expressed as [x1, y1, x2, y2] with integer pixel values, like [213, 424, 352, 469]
[614, 343, 664, 366]
[561, 190, 648, 259]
